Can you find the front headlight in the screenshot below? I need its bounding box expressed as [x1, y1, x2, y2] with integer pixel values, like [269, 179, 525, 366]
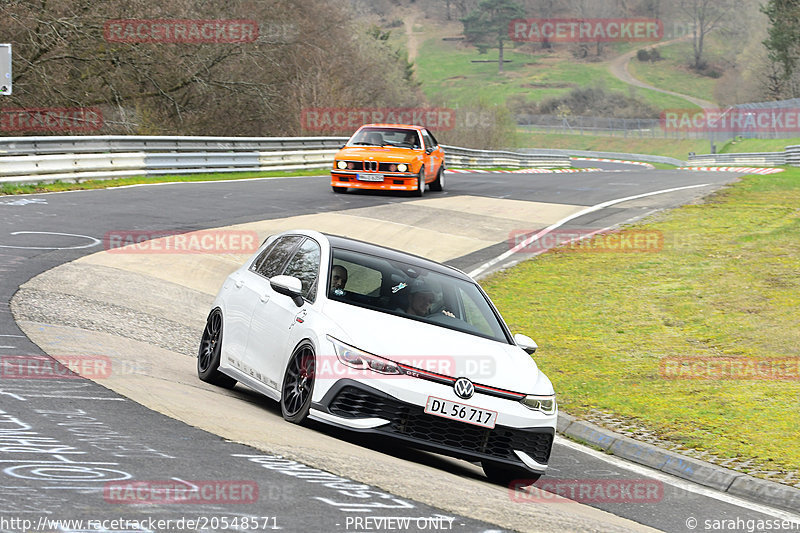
[520, 394, 556, 415]
[397, 163, 408, 172]
[327, 336, 400, 375]
[336, 160, 348, 170]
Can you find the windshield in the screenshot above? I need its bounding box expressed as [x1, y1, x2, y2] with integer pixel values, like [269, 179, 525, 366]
[327, 248, 510, 344]
[347, 127, 421, 149]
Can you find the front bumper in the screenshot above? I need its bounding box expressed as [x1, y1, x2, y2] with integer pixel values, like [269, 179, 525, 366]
[331, 171, 419, 191]
[310, 379, 554, 472]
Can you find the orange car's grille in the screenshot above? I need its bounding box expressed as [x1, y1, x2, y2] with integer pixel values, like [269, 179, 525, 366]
[337, 161, 412, 173]
[378, 162, 403, 172]
[336, 161, 362, 171]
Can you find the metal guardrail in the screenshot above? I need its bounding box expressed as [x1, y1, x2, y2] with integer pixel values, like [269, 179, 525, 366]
[687, 152, 787, 166]
[441, 144, 569, 168]
[786, 145, 800, 167]
[0, 135, 349, 155]
[0, 136, 571, 184]
[522, 148, 685, 167]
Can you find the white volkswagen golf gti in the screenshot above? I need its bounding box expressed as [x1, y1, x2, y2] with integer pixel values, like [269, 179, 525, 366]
[198, 229, 556, 483]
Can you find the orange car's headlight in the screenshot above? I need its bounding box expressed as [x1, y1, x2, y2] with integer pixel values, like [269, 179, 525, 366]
[397, 163, 408, 172]
[336, 160, 348, 170]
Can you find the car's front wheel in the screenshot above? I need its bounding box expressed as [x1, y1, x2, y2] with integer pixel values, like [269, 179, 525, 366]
[430, 166, 444, 192]
[281, 342, 316, 423]
[197, 309, 237, 389]
[481, 460, 541, 486]
[413, 167, 425, 197]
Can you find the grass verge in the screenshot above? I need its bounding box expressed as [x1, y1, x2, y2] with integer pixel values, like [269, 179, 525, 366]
[482, 168, 800, 479]
[0, 169, 327, 195]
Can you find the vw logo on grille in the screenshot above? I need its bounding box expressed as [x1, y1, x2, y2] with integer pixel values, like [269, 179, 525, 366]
[454, 377, 474, 399]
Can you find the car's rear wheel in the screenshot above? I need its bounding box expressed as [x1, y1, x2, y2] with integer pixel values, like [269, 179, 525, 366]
[430, 166, 444, 192]
[332, 186, 347, 194]
[481, 460, 541, 486]
[197, 309, 237, 389]
[281, 342, 316, 423]
[413, 167, 425, 197]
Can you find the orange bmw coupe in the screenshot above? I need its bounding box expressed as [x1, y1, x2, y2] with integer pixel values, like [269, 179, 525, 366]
[330, 124, 445, 196]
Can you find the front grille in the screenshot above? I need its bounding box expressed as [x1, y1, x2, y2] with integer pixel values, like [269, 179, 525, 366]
[340, 161, 364, 171]
[328, 386, 553, 465]
[378, 162, 405, 172]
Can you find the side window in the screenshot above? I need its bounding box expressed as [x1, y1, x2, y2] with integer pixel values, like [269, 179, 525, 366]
[426, 129, 439, 148]
[422, 130, 436, 149]
[282, 238, 321, 300]
[251, 235, 303, 278]
[250, 240, 277, 274]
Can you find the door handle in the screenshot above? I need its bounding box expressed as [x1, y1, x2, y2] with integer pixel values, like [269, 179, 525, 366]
[234, 280, 244, 289]
[260, 293, 270, 303]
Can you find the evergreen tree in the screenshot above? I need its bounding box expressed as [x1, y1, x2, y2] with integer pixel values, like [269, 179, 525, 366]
[762, 0, 800, 96]
[461, 0, 525, 74]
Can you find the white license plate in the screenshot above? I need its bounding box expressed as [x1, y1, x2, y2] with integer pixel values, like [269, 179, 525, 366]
[357, 173, 384, 182]
[424, 396, 497, 429]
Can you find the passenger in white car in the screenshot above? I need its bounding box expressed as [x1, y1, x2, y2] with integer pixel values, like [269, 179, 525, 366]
[329, 265, 348, 297]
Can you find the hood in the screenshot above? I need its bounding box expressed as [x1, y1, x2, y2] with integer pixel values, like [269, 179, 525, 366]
[322, 300, 550, 395]
[335, 147, 420, 163]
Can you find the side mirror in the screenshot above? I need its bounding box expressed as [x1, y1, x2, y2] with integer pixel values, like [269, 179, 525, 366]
[270, 275, 304, 307]
[514, 333, 538, 355]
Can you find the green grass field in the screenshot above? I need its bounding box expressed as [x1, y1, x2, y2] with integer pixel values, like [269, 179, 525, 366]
[627, 41, 718, 104]
[516, 131, 800, 159]
[516, 131, 709, 159]
[414, 35, 696, 112]
[482, 167, 800, 479]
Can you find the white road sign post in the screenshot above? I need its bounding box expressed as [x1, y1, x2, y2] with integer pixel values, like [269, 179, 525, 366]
[1, 44, 11, 95]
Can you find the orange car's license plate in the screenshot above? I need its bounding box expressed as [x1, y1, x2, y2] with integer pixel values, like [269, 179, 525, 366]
[424, 396, 497, 428]
[357, 173, 384, 182]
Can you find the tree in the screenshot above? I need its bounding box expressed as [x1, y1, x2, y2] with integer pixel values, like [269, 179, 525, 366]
[679, 0, 733, 70]
[0, 0, 422, 135]
[762, 0, 800, 96]
[461, 0, 525, 74]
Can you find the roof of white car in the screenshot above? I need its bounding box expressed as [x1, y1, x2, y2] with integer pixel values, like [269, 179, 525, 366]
[323, 233, 471, 281]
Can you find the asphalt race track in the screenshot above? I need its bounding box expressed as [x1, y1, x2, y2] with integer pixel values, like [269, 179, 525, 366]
[1, 165, 798, 533]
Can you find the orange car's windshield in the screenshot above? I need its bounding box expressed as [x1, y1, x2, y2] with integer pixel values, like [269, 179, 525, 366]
[347, 128, 421, 149]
